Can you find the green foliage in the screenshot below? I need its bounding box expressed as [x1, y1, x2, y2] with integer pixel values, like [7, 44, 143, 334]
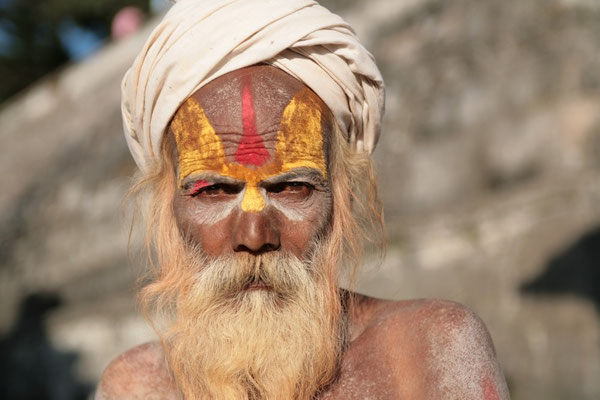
[0, 0, 149, 103]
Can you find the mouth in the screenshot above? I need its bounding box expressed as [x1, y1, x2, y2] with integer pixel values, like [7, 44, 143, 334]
[244, 277, 272, 291]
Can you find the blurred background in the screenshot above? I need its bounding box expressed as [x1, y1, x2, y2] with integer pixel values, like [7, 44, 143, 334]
[1, 0, 599, 399]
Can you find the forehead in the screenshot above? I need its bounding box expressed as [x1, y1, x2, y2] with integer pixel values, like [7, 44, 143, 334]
[190, 65, 308, 135]
[170, 65, 332, 186]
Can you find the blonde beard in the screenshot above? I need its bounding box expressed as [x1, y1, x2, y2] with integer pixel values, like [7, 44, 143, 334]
[158, 240, 347, 400]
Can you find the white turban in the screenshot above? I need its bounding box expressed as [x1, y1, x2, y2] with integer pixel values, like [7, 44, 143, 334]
[122, 0, 385, 172]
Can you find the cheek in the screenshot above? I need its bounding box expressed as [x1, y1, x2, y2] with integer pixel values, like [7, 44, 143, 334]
[275, 192, 332, 255]
[173, 195, 240, 254]
[192, 222, 232, 256]
[270, 199, 311, 222]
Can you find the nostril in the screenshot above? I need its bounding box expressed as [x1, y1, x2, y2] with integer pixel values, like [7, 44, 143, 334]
[234, 242, 279, 255]
[262, 242, 279, 252]
[234, 244, 253, 254]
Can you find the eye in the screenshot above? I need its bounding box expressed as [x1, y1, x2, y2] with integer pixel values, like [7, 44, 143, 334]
[189, 183, 242, 197]
[266, 182, 314, 197]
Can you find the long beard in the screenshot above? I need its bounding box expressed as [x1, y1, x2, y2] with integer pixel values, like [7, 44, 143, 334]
[159, 242, 347, 399]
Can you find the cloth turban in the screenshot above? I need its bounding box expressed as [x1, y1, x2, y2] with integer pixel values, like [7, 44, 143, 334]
[122, 0, 385, 172]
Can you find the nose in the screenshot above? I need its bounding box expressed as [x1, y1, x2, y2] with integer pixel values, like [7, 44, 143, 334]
[232, 210, 280, 254]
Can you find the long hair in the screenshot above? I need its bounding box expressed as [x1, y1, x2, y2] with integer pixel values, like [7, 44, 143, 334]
[128, 122, 385, 325]
[326, 122, 386, 293]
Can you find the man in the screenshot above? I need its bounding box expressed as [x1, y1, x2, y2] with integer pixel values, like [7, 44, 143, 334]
[98, 0, 509, 398]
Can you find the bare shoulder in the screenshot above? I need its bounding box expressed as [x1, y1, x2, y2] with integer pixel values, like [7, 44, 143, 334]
[95, 341, 178, 400]
[385, 298, 495, 346]
[350, 296, 510, 399]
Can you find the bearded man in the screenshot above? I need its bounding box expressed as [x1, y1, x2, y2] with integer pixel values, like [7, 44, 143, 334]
[96, 0, 510, 399]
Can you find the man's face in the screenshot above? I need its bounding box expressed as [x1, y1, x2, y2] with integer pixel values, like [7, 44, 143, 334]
[161, 66, 343, 398]
[170, 65, 333, 260]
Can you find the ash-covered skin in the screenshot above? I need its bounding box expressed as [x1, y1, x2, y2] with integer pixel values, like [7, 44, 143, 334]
[95, 343, 178, 400]
[96, 66, 511, 399]
[97, 300, 510, 399]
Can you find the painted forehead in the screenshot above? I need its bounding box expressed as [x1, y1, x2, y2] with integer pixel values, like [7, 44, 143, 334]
[170, 66, 331, 187]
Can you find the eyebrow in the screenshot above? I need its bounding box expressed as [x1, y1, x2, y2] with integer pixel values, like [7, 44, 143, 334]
[181, 172, 243, 189]
[259, 168, 326, 186]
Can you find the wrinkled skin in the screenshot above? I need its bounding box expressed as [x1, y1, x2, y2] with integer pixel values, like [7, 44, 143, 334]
[96, 66, 510, 399]
[171, 66, 333, 260]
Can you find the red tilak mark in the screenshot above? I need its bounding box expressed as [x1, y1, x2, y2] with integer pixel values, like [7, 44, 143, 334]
[482, 374, 500, 400]
[189, 179, 211, 194]
[234, 78, 270, 166]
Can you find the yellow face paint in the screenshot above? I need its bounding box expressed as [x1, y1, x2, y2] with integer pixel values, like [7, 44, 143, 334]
[241, 185, 266, 213]
[171, 87, 327, 213]
[276, 89, 327, 177]
[171, 99, 225, 179]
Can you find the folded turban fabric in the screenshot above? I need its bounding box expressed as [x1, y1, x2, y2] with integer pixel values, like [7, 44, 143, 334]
[122, 0, 385, 172]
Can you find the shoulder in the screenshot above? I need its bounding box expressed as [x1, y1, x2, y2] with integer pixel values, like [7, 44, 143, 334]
[353, 297, 510, 399]
[353, 296, 485, 337]
[402, 298, 494, 345]
[356, 297, 493, 351]
[95, 341, 178, 400]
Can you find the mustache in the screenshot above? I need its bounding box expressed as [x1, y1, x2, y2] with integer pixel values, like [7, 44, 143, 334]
[185, 247, 316, 300]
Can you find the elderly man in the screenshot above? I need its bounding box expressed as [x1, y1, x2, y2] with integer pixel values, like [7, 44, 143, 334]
[97, 0, 509, 399]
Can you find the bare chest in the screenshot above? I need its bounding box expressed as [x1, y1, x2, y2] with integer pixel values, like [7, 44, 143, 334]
[318, 336, 406, 400]
[149, 341, 405, 400]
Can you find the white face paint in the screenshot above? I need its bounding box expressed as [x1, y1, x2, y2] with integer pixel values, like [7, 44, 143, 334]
[269, 191, 315, 222]
[182, 168, 328, 226]
[189, 190, 243, 226]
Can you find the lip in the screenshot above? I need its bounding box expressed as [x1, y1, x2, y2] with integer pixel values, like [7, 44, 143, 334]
[245, 279, 272, 291]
